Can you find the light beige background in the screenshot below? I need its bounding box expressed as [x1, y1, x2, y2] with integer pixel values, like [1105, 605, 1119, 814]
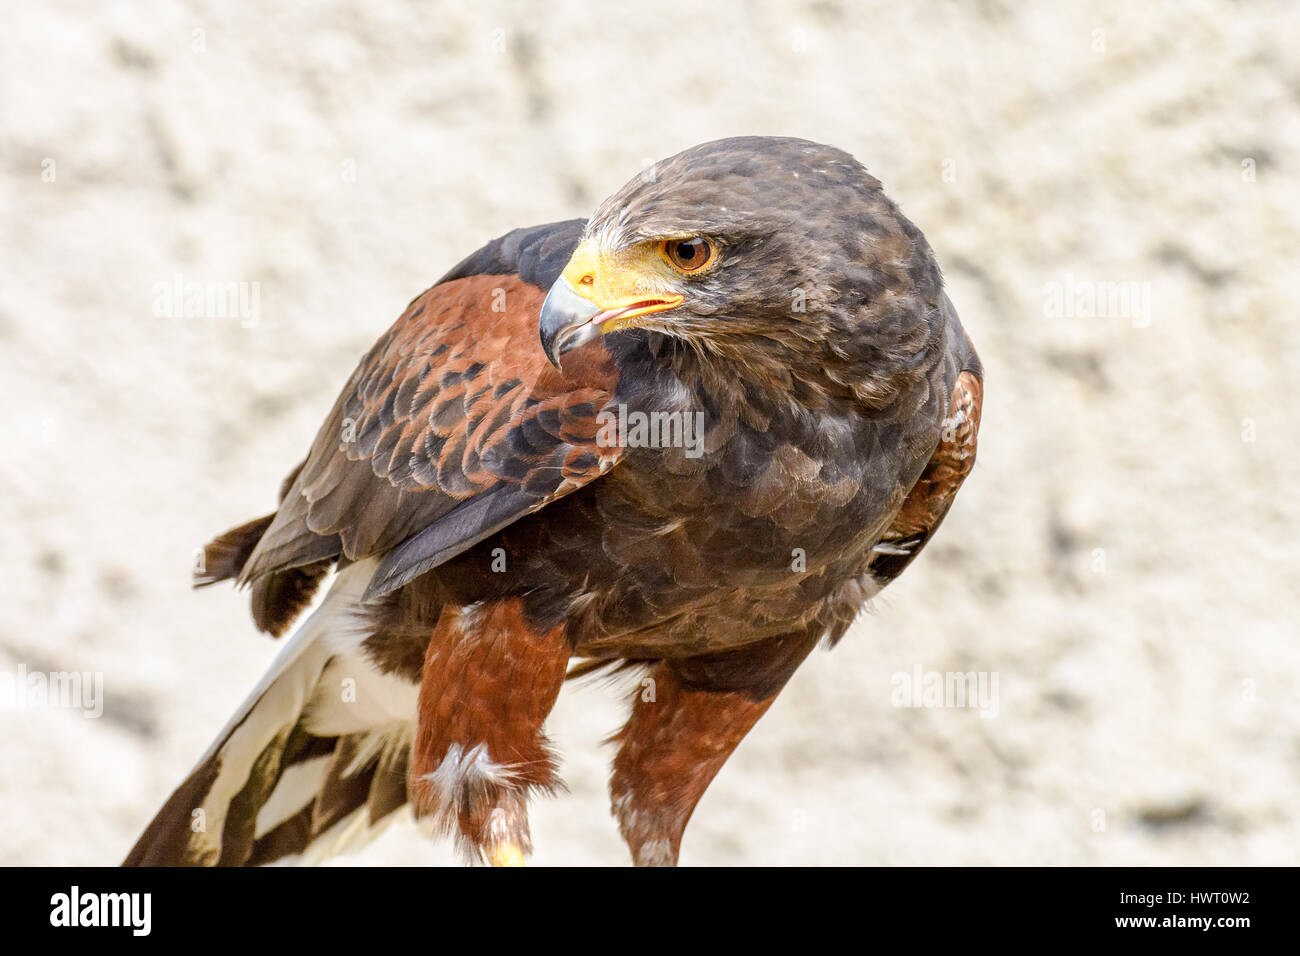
[2, 0, 1297, 865]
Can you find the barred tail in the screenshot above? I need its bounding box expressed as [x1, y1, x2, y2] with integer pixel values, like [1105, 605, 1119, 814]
[124, 560, 419, 866]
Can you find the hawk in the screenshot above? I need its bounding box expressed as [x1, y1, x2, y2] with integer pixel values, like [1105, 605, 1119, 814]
[125, 137, 982, 867]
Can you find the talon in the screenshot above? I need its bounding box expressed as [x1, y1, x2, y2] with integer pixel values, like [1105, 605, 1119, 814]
[489, 842, 526, 867]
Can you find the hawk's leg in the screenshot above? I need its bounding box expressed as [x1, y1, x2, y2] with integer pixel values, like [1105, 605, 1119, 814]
[410, 600, 570, 866]
[609, 630, 820, 866]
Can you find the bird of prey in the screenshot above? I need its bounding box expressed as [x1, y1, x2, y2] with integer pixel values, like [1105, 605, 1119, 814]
[125, 136, 982, 867]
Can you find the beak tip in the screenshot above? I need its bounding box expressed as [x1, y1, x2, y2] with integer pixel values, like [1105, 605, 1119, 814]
[538, 275, 599, 371]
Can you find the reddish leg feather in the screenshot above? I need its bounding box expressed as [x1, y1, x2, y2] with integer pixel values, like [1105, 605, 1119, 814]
[410, 600, 570, 863]
[610, 630, 820, 866]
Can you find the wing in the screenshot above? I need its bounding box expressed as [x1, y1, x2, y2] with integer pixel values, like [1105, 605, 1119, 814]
[869, 366, 982, 584]
[237, 220, 624, 601]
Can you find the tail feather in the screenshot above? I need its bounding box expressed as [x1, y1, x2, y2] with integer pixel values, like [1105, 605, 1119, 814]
[125, 560, 417, 867]
[250, 734, 413, 866]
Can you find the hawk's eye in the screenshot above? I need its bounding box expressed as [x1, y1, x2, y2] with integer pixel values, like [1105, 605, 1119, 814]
[662, 237, 714, 274]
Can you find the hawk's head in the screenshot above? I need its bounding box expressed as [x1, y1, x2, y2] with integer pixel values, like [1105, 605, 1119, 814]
[539, 136, 944, 406]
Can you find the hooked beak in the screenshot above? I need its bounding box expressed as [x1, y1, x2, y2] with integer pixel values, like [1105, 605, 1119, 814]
[538, 243, 684, 369]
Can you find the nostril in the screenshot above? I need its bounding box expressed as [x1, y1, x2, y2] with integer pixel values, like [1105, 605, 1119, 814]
[579, 274, 594, 287]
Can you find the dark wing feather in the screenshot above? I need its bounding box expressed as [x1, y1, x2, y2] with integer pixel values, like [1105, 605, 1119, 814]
[193, 513, 274, 587]
[238, 220, 623, 599]
[193, 459, 334, 636]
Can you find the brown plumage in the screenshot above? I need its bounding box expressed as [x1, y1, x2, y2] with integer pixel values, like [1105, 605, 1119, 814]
[125, 136, 982, 867]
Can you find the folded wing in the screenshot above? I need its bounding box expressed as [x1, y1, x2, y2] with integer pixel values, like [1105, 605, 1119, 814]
[235, 219, 623, 603]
